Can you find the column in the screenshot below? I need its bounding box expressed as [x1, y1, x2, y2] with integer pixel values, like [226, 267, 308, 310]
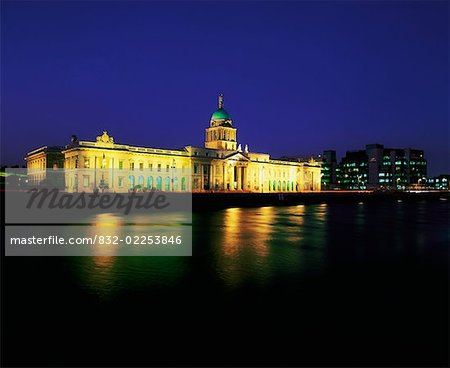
[223, 164, 227, 190]
[237, 166, 241, 190]
[110, 158, 114, 191]
[209, 164, 214, 191]
[230, 165, 235, 190]
[200, 164, 204, 191]
[94, 156, 97, 189]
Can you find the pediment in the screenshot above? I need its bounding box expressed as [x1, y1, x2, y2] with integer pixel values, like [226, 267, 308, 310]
[223, 151, 250, 161]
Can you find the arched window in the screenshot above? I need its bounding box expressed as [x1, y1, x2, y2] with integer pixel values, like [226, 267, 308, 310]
[291, 182, 294, 191]
[181, 177, 186, 191]
[165, 177, 170, 191]
[156, 176, 162, 190]
[278, 181, 281, 191]
[273, 180, 276, 191]
[268, 180, 271, 191]
[173, 177, 178, 191]
[282, 181, 286, 191]
[128, 175, 135, 190]
[138, 175, 144, 189]
[147, 176, 153, 190]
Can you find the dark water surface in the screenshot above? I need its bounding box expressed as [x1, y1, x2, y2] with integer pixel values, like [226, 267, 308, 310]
[2, 201, 449, 366]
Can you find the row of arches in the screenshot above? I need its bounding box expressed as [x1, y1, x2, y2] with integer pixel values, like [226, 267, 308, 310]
[128, 175, 187, 191]
[267, 180, 296, 192]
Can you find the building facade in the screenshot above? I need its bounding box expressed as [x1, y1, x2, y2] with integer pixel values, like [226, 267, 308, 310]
[336, 144, 427, 190]
[320, 150, 338, 190]
[427, 175, 449, 190]
[26, 96, 322, 193]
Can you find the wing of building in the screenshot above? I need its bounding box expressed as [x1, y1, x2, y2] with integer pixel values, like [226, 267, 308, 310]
[25, 95, 321, 193]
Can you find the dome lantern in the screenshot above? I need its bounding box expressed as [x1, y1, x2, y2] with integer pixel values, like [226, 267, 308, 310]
[210, 94, 232, 127]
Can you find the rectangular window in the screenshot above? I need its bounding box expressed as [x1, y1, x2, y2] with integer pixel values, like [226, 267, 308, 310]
[118, 177, 124, 187]
[84, 159, 90, 169]
[118, 160, 123, 170]
[194, 164, 198, 174]
[130, 162, 135, 171]
[148, 163, 153, 171]
[139, 162, 144, 171]
[166, 165, 170, 172]
[157, 164, 161, 172]
[83, 175, 90, 187]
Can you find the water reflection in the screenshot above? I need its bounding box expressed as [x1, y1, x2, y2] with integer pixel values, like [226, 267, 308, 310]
[68, 202, 448, 300]
[215, 207, 274, 287]
[71, 213, 189, 299]
[212, 204, 328, 288]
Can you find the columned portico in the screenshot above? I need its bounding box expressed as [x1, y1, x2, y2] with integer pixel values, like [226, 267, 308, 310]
[235, 165, 247, 191]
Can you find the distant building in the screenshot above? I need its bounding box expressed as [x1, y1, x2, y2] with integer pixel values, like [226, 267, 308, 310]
[427, 175, 449, 190]
[338, 149, 368, 190]
[336, 144, 427, 190]
[25, 145, 65, 184]
[320, 150, 338, 190]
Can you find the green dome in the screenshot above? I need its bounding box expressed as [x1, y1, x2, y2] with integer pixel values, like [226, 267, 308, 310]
[211, 108, 230, 121]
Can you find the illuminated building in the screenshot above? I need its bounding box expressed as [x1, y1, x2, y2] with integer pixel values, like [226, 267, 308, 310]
[320, 150, 338, 190]
[336, 144, 427, 190]
[427, 175, 449, 190]
[338, 150, 368, 190]
[24, 145, 64, 185]
[25, 95, 321, 192]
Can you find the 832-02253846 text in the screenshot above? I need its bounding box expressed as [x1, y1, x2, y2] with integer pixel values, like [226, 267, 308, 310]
[9, 235, 184, 246]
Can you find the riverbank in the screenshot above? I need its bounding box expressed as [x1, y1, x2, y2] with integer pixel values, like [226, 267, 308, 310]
[192, 190, 450, 210]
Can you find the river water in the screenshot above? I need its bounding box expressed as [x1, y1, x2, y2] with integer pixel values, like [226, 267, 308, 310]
[3, 200, 448, 366]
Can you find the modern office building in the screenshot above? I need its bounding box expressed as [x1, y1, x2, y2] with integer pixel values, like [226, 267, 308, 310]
[337, 150, 369, 190]
[25, 96, 321, 193]
[320, 150, 338, 190]
[336, 144, 427, 190]
[427, 175, 449, 190]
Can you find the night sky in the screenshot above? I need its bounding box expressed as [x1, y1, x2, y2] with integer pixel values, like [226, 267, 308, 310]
[1, 1, 448, 175]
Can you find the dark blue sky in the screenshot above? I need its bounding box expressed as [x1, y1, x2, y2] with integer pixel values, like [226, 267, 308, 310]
[1, 1, 448, 175]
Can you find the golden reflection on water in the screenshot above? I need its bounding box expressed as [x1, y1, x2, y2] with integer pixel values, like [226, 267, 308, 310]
[74, 213, 189, 298]
[217, 206, 276, 287]
[89, 213, 124, 257]
[317, 203, 327, 220]
[83, 213, 122, 297]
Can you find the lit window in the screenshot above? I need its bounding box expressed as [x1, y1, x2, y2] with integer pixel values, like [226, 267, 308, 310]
[118, 161, 123, 170]
[83, 175, 90, 187]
